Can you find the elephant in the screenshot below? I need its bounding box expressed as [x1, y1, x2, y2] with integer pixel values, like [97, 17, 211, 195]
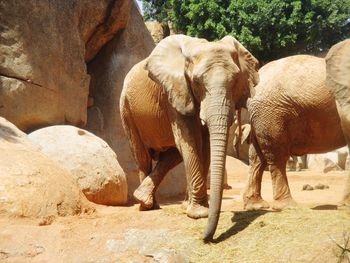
[243, 55, 347, 211]
[120, 34, 259, 241]
[326, 39, 350, 205]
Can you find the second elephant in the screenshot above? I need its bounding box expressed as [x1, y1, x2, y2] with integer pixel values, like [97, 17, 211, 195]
[326, 39, 350, 206]
[244, 55, 346, 211]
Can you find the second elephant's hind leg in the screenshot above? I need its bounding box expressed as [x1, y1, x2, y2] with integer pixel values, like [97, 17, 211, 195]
[269, 159, 297, 210]
[133, 148, 182, 210]
[243, 141, 269, 211]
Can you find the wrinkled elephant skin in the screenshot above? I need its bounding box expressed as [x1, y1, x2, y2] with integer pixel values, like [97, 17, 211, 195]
[244, 55, 346, 211]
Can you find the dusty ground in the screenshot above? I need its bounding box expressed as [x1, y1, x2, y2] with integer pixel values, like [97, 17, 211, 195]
[1, 158, 350, 263]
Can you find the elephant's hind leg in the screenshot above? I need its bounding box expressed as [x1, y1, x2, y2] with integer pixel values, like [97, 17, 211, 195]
[133, 148, 182, 210]
[243, 141, 269, 211]
[120, 98, 152, 183]
[269, 158, 297, 210]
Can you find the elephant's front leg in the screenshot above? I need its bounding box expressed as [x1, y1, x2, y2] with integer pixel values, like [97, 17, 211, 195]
[243, 142, 269, 211]
[133, 148, 182, 210]
[172, 117, 209, 219]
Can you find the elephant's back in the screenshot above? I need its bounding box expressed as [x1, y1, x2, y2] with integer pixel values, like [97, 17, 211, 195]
[250, 55, 328, 119]
[256, 55, 326, 103]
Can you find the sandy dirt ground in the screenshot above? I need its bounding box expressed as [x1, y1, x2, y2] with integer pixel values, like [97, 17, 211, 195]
[1, 158, 350, 263]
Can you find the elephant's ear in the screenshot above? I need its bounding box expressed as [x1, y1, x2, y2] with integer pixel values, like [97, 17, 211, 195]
[220, 36, 260, 101]
[145, 34, 199, 115]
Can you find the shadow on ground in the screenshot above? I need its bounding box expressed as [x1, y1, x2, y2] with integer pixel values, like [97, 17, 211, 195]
[311, 204, 338, 210]
[213, 210, 272, 243]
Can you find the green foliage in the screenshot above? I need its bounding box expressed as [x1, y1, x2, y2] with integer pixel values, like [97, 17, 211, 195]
[224, 0, 350, 61]
[142, 0, 171, 23]
[143, 0, 350, 62]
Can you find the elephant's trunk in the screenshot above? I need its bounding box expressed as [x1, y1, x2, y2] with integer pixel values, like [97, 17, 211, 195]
[203, 94, 232, 242]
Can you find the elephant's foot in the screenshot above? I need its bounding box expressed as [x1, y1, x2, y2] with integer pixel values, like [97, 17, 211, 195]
[271, 197, 297, 210]
[186, 202, 209, 219]
[223, 183, 232, 190]
[133, 177, 156, 210]
[139, 200, 160, 211]
[244, 197, 270, 211]
[181, 200, 189, 210]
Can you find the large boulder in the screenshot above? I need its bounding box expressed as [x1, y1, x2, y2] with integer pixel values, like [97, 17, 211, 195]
[86, 3, 187, 199]
[28, 125, 128, 205]
[0, 117, 91, 218]
[0, 0, 132, 131]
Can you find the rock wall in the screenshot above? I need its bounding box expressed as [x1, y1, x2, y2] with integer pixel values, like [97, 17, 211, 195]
[0, 0, 132, 131]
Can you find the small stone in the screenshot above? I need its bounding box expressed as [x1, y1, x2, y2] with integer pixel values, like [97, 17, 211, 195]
[302, 184, 314, 191]
[314, 183, 330, 190]
[38, 216, 55, 226]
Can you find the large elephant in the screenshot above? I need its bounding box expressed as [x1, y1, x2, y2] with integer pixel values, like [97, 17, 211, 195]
[243, 55, 346, 211]
[326, 39, 350, 205]
[120, 34, 259, 240]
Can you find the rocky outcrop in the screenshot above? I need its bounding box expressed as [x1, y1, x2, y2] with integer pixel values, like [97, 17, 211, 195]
[0, 0, 133, 131]
[0, 117, 91, 218]
[0, 0, 187, 200]
[28, 125, 128, 205]
[307, 147, 349, 173]
[86, 4, 187, 198]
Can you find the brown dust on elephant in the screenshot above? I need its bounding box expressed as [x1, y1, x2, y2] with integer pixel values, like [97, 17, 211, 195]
[326, 39, 350, 206]
[120, 34, 259, 241]
[243, 55, 346, 211]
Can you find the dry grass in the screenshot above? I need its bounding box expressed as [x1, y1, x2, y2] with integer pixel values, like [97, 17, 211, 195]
[157, 207, 350, 263]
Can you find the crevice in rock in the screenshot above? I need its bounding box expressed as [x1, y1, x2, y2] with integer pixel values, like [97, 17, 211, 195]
[0, 72, 42, 87]
[0, 72, 56, 93]
[85, 0, 131, 62]
[86, 0, 118, 46]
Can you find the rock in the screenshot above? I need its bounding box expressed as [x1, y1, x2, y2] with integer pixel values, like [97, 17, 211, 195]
[0, 0, 132, 131]
[86, 3, 187, 199]
[227, 108, 250, 164]
[145, 21, 166, 44]
[302, 184, 314, 191]
[314, 184, 329, 190]
[148, 249, 188, 263]
[307, 147, 349, 173]
[28, 125, 128, 205]
[0, 117, 91, 217]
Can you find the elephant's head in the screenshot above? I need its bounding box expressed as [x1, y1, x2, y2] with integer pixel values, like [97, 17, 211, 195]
[145, 34, 259, 241]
